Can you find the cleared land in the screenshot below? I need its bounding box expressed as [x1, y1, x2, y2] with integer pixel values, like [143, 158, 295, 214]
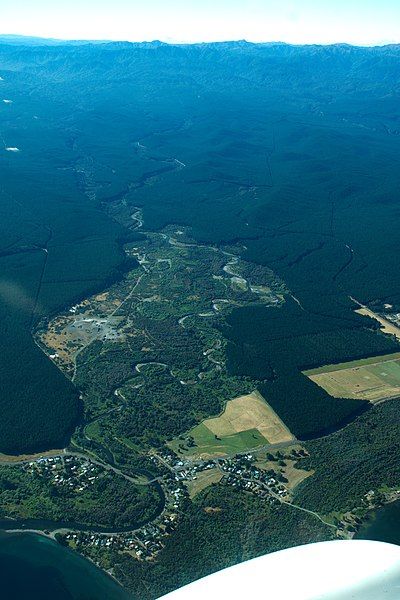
[351, 299, 400, 342]
[0, 449, 64, 464]
[254, 446, 313, 491]
[186, 469, 224, 499]
[304, 353, 400, 403]
[169, 391, 294, 459]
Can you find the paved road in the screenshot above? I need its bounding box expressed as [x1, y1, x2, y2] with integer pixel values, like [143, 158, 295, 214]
[0, 449, 160, 486]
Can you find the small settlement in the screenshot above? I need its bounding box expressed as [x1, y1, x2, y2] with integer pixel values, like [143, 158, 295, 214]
[17, 447, 305, 564]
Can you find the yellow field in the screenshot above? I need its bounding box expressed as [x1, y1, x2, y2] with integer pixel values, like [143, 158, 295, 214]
[283, 464, 314, 491]
[169, 390, 294, 459]
[205, 390, 294, 444]
[306, 356, 400, 403]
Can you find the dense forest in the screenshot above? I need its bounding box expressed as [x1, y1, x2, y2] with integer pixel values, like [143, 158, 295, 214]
[294, 399, 400, 514]
[114, 483, 332, 599]
[0, 254, 82, 453]
[0, 101, 130, 452]
[219, 299, 399, 438]
[2, 41, 400, 452]
[1, 37, 400, 600]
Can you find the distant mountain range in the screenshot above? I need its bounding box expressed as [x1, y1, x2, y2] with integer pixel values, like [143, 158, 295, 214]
[0, 33, 399, 51]
[0, 34, 109, 46]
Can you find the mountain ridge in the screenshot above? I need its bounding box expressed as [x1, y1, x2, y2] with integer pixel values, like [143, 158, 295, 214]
[0, 33, 399, 51]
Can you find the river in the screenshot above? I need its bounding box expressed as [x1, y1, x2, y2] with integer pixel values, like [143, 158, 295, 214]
[0, 531, 132, 599]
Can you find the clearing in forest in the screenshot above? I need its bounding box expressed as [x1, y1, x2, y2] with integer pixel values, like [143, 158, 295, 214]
[304, 352, 400, 403]
[169, 390, 294, 459]
[186, 468, 224, 498]
[350, 298, 400, 342]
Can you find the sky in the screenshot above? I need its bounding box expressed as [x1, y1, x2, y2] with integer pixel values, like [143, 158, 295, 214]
[0, 0, 399, 46]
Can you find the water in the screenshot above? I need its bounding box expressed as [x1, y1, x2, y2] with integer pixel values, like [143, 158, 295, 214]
[0, 532, 132, 600]
[356, 500, 400, 546]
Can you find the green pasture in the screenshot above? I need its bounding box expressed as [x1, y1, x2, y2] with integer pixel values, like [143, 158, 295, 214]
[169, 423, 269, 458]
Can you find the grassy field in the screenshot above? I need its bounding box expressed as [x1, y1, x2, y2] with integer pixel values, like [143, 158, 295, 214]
[304, 354, 400, 403]
[186, 468, 224, 499]
[168, 391, 294, 459]
[304, 352, 400, 375]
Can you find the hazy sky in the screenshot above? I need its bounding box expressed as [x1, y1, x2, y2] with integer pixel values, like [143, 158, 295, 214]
[1, 0, 399, 45]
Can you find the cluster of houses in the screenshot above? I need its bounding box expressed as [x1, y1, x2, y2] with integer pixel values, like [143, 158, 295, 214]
[149, 450, 217, 480]
[62, 509, 180, 560]
[150, 449, 289, 505]
[384, 311, 400, 326]
[33, 448, 295, 565]
[30, 448, 400, 563]
[219, 457, 289, 501]
[60, 475, 187, 562]
[24, 455, 104, 493]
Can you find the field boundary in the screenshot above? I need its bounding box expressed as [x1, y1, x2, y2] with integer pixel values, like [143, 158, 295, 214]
[168, 390, 295, 459]
[303, 352, 400, 376]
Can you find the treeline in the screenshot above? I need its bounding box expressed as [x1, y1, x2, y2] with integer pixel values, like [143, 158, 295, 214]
[218, 298, 399, 438]
[258, 374, 368, 440]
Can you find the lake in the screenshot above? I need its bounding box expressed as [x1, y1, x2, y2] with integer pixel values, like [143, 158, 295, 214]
[356, 500, 400, 546]
[0, 532, 132, 600]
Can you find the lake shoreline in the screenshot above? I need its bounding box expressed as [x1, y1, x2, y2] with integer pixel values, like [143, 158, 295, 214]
[0, 531, 131, 599]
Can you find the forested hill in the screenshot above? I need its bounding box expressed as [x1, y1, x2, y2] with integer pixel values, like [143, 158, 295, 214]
[1, 40, 400, 452]
[1, 41, 400, 96]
